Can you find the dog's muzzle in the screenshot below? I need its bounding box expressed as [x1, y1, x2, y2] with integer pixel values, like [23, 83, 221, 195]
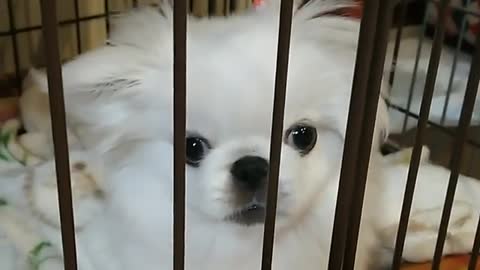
[228, 155, 269, 225]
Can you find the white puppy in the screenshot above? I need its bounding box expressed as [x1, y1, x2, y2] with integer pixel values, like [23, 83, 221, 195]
[7, 1, 393, 270]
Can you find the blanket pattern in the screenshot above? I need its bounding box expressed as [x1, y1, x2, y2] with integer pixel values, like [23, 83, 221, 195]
[0, 118, 55, 270]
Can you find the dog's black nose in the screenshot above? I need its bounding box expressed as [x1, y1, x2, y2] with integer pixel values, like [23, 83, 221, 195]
[231, 156, 269, 191]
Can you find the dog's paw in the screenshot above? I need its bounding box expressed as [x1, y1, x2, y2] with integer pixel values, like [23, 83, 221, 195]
[17, 132, 53, 162]
[381, 201, 478, 263]
[26, 151, 106, 230]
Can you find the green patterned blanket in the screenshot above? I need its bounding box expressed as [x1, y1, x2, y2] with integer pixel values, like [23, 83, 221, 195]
[0, 119, 46, 168]
[0, 118, 56, 270]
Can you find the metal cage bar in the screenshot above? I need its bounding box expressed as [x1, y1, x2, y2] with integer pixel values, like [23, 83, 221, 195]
[73, 0, 83, 53]
[0, 14, 113, 37]
[388, 0, 408, 86]
[173, 0, 188, 269]
[328, 1, 380, 269]
[260, 0, 294, 269]
[6, 0, 21, 89]
[431, 32, 480, 270]
[39, 0, 78, 269]
[105, 0, 111, 34]
[342, 1, 395, 269]
[387, 103, 480, 148]
[401, 10, 429, 133]
[390, 0, 452, 268]
[389, 0, 480, 147]
[3, 1, 480, 269]
[225, 0, 232, 16]
[428, 0, 480, 18]
[468, 217, 480, 270]
[440, 0, 470, 125]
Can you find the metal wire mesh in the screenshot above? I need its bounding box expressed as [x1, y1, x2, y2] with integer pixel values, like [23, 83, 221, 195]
[388, 0, 480, 179]
[1, 0, 480, 270]
[388, 1, 480, 269]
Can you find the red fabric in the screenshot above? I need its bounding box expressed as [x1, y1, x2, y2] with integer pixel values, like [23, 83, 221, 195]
[426, 0, 480, 47]
[252, 0, 264, 8]
[468, 0, 480, 35]
[0, 98, 18, 122]
[339, 0, 363, 19]
[318, 0, 363, 19]
[401, 254, 480, 270]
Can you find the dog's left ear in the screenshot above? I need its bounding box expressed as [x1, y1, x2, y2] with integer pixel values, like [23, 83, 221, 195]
[34, 4, 173, 98]
[383, 145, 431, 165]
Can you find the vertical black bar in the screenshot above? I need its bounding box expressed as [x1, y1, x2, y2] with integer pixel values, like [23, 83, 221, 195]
[104, 0, 110, 34]
[328, 1, 380, 269]
[402, 12, 429, 133]
[431, 33, 480, 270]
[389, 0, 408, 86]
[173, 0, 187, 270]
[39, 0, 77, 269]
[391, 1, 451, 269]
[73, 0, 82, 53]
[468, 217, 480, 270]
[440, 0, 469, 125]
[342, 1, 395, 269]
[260, 0, 294, 269]
[209, 0, 215, 17]
[133, 0, 138, 7]
[6, 0, 21, 90]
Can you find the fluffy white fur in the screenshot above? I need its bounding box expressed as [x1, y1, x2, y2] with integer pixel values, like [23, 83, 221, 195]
[379, 146, 480, 263]
[19, 71, 82, 156]
[0, 151, 105, 270]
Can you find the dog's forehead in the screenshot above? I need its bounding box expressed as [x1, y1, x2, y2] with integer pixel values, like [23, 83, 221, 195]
[180, 18, 358, 142]
[185, 73, 270, 140]
[184, 60, 354, 142]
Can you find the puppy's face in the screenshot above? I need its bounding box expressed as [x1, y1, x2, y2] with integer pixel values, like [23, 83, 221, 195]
[185, 114, 344, 228]
[182, 34, 353, 228]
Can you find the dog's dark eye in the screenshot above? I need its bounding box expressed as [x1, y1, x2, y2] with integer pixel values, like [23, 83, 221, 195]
[186, 137, 210, 166]
[286, 125, 317, 154]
